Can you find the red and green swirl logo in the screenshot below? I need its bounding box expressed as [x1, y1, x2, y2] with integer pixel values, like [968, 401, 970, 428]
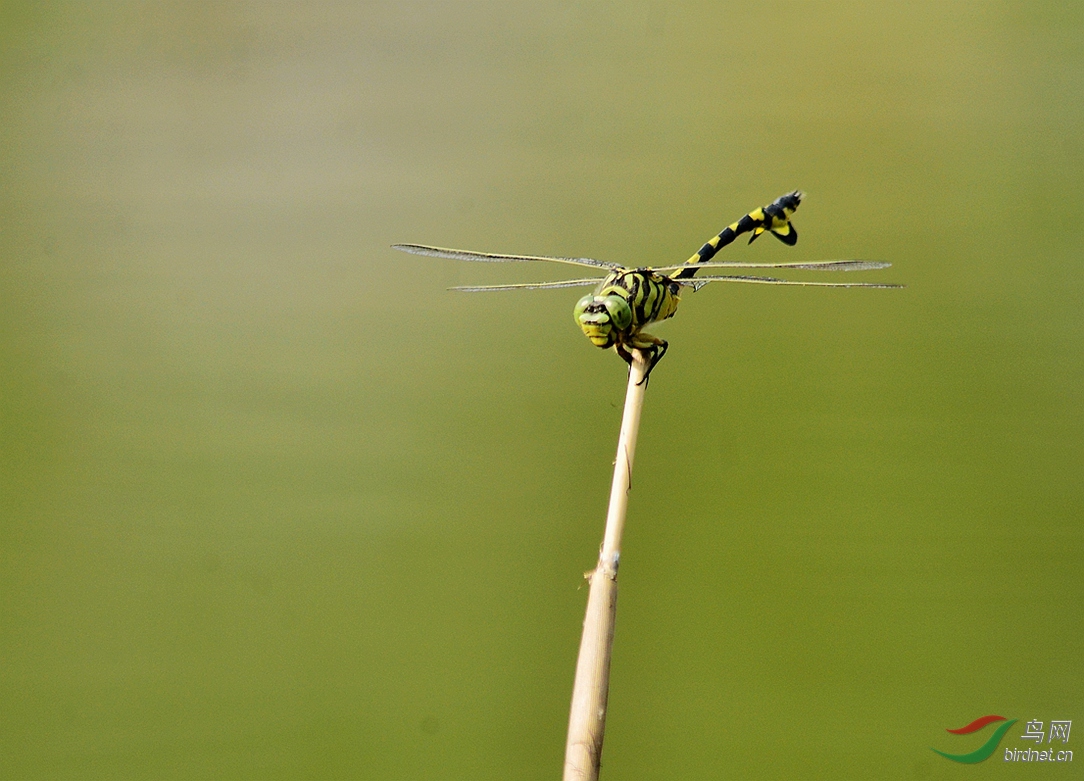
[932, 715, 1018, 763]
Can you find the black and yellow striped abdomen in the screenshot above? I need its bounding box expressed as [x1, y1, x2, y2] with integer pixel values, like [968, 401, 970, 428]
[674, 190, 803, 279]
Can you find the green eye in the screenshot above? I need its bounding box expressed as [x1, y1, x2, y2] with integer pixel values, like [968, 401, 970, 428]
[601, 296, 632, 330]
[573, 294, 594, 323]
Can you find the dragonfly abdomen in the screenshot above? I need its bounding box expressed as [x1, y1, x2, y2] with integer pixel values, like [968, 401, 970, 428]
[675, 190, 804, 279]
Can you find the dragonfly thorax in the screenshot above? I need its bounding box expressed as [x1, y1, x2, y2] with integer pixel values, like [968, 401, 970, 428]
[574, 293, 633, 348]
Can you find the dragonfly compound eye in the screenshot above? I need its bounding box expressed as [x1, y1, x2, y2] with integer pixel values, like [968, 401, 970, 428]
[600, 295, 633, 330]
[574, 294, 631, 348]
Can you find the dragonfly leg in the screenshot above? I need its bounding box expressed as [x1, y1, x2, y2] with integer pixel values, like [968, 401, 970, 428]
[616, 334, 668, 384]
[642, 340, 668, 382]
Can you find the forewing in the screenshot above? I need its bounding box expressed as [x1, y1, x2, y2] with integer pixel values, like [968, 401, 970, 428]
[450, 278, 603, 292]
[653, 259, 892, 272]
[393, 243, 618, 270]
[679, 275, 904, 291]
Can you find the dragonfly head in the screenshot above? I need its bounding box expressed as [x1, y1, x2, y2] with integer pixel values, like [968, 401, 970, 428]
[574, 294, 632, 348]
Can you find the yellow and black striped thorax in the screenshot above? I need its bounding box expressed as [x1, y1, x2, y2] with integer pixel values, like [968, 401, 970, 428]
[574, 268, 681, 348]
[600, 268, 681, 328]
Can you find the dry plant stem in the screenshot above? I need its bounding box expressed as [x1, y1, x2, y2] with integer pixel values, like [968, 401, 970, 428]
[563, 351, 649, 781]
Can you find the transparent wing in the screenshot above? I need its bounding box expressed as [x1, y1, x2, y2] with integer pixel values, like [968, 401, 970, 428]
[450, 278, 603, 292]
[653, 259, 891, 272]
[679, 275, 905, 291]
[393, 243, 619, 270]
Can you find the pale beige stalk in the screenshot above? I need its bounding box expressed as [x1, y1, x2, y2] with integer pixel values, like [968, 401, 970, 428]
[563, 351, 649, 781]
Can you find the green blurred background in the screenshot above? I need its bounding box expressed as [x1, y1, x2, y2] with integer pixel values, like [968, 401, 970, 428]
[1, 3, 1080, 779]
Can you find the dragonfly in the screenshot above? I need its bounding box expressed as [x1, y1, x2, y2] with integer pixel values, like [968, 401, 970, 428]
[393, 191, 901, 381]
